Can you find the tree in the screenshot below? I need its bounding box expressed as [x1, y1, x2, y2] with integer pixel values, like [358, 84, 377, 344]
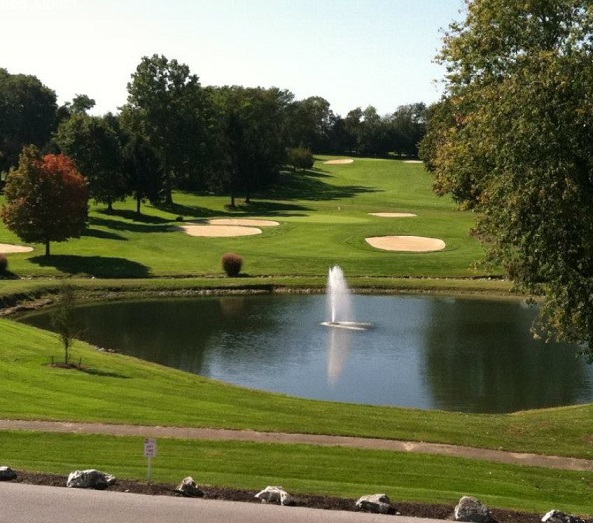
[287, 147, 314, 172]
[389, 103, 427, 158]
[1, 146, 89, 256]
[0, 68, 58, 172]
[122, 54, 212, 203]
[286, 96, 332, 152]
[50, 285, 82, 366]
[422, 0, 593, 359]
[121, 134, 164, 215]
[208, 86, 291, 206]
[56, 113, 126, 212]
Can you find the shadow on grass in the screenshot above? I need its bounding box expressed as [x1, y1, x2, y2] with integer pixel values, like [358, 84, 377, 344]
[30, 255, 151, 278]
[47, 363, 129, 379]
[96, 209, 171, 224]
[82, 226, 127, 241]
[89, 216, 172, 234]
[264, 170, 380, 202]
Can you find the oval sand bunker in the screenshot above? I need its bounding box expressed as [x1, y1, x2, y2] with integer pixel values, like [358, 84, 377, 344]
[0, 243, 34, 253]
[208, 218, 279, 227]
[324, 159, 354, 165]
[366, 236, 446, 252]
[181, 225, 262, 237]
[369, 212, 417, 218]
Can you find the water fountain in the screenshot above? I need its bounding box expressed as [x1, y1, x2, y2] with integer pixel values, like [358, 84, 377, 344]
[322, 266, 371, 330]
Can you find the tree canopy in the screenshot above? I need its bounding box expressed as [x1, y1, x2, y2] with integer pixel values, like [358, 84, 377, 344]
[421, 0, 593, 359]
[0, 68, 57, 172]
[1, 146, 89, 256]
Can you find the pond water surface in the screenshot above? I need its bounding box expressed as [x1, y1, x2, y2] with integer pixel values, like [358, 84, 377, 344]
[20, 294, 593, 413]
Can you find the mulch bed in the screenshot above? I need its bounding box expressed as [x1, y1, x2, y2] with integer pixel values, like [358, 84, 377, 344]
[11, 471, 580, 522]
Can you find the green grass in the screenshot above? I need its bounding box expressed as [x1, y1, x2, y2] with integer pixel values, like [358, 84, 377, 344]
[0, 158, 489, 278]
[0, 156, 591, 515]
[2, 431, 592, 515]
[2, 319, 592, 461]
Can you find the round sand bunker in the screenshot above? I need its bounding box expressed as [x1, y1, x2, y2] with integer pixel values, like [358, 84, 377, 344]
[366, 236, 446, 252]
[0, 243, 34, 253]
[181, 225, 262, 237]
[208, 218, 279, 227]
[324, 159, 354, 165]
[369, 212, 417, 218]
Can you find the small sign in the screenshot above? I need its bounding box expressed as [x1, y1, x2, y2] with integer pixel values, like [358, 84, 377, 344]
[144, 438, 157, 458]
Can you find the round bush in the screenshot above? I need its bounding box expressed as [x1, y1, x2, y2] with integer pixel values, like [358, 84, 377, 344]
[0, 253, 7, 273]
[222, 252, 243, 277]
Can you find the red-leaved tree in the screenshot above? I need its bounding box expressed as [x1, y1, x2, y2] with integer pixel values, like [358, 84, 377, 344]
[1, 145, 89, 256]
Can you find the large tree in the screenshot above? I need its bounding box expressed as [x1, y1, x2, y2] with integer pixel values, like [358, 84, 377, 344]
[208, 86, 291, 206]
[422, 0, 593, 359]
[122, 54, 212, 203]
[0, 69, 58, 172]
[56, 113, 126, 212]
[1, 146, 88, 256]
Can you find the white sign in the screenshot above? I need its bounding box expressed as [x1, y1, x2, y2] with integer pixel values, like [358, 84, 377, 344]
[144, 438, 157, 458]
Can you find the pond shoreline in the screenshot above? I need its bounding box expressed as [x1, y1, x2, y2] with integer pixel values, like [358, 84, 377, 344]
[0, 276, 519, 317]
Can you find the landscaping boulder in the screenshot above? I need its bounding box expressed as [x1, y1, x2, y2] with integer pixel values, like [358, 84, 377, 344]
[454, 496, 494, 523]
[66, 469, 116, 490]
[542, 510, 586, 523]
[355, 493, 397, 514]
[175, 476, 204, 497]
[0, 466, 17, 481]
[254, 486, 295, 506]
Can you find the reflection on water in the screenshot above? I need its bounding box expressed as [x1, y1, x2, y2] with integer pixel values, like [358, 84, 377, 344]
[327, 326, 352, 385]
[18, 295, 593, 413]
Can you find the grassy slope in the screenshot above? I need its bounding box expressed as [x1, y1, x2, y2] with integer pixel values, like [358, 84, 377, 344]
[0, 158, 488, 278]
[1, 321, 592, 514]
[1, 157, 591, 514]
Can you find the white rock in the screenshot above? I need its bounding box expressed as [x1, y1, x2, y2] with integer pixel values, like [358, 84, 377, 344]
[175, 476, 204, 497]
[254, 486, 295, 506]
[0, 466, 17, 480]
[454, 496, 493, 523]
[355, 493, 396, 514]
[67, 469, 116, 489]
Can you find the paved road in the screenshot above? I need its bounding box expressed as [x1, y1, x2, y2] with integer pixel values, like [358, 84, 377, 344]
[1, 483, 444, 523]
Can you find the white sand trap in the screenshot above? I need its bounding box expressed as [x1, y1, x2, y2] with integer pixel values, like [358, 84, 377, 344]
[0, 243, 34, 253]
[208, 218, 279, 227]
[366, 236, 446, 252]
[404, 160, 423, 164]
[181, 225, 262, 237]
[324, 159, 354, 165]
[369, 212, 417, 218]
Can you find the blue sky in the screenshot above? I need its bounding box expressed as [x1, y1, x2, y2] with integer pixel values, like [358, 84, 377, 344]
[1, 0, 465, 116]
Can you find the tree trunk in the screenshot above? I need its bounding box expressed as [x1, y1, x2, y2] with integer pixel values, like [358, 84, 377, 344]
[136, 194, 141, 216]
[45, 241, 50, 257]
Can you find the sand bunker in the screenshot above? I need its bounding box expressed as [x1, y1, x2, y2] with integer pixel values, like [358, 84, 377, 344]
[404, 160, 423, 164]
[369, 212, 417, 218]
[324, 159, 354, 165]
[181, 225, 262, 237]
[208, 219, 279, 227]
[366, 236, 446, 252]
[0, 243, 34, 253]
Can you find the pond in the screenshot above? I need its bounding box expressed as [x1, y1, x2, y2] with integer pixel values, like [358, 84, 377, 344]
[19, 294, 593, 413]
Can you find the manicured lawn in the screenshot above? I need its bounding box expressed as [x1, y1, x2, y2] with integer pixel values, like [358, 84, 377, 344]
[2, 431, 592, 515]
[0, 158, 489, 278]
[1, 156, 591, 515]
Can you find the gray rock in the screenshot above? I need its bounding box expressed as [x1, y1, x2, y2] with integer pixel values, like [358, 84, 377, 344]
[254, 486, 295, 506]
[542, 510, 586, 523]
[355, 493, 397, 514]
[454, 496, 494, 523]
[0, 466, 17, 481]
[175, 476, 204, 497]
[66, 469, 116, 490]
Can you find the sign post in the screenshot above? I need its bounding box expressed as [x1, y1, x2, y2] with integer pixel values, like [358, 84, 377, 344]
[143, 438, 157, 483]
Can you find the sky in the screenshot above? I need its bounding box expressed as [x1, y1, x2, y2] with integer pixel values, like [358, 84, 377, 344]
[1, 0, 466, 117]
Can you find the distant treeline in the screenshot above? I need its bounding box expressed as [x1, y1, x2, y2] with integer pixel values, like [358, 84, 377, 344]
[0, 55, 427, 207]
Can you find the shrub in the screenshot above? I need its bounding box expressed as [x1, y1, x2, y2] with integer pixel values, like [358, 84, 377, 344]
[222, 252, 243, 277]
[0, 253, 7, 273]
[287, 147, 314, 172]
